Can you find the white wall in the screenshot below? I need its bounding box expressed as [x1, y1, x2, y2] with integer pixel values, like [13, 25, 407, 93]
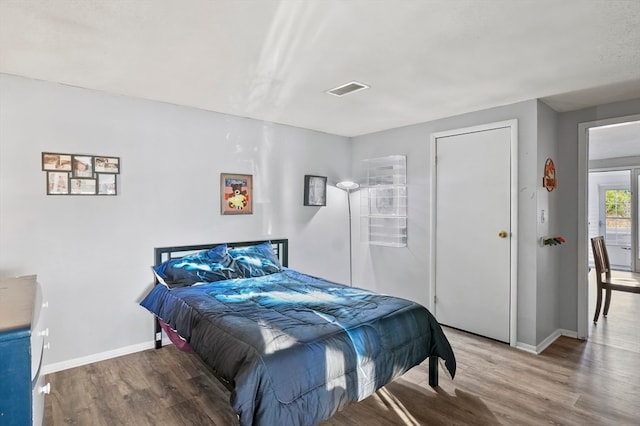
[535, 100, 561, 343]
[0, 73, 352, 370]
[351, 100, 542, 346]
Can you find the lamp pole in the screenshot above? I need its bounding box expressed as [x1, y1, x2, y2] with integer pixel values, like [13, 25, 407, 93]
[346, 188, 353, 286]
[337, 181, 360, 287]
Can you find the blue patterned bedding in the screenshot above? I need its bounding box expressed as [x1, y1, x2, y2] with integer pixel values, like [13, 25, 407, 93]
[140, 269, 456, 426]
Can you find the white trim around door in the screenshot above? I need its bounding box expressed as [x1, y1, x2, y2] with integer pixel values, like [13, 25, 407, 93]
[429, 119, 518, 347]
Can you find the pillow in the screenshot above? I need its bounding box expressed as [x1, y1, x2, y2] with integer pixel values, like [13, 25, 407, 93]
[205, 243, 230, 263]
[153, 244, 238, 289]
[227, 241, 282, 278]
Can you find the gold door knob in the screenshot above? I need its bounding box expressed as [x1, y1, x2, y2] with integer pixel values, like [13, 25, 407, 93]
[498, 230, 508, 238]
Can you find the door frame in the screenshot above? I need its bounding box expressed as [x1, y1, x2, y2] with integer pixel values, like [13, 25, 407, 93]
[635, 168, 640, 272]
[429, 119, 519, 347]
[577, 113, 640, 340]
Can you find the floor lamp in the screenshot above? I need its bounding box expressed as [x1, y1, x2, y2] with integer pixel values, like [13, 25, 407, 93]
[337, 181, 360, 286]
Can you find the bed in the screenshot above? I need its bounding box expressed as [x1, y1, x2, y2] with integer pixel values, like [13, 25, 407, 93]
[140, 239, 456, 426]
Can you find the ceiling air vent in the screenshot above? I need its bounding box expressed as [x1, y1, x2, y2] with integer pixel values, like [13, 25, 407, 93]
[326, 81, 370, 97]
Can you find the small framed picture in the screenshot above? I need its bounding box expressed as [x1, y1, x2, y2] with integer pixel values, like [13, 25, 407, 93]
[72, 155, 94, 178]
[97, 174, 117, 195]
[95, 156, 120, 173]
[42, 153, 72, 171]
[47, 172, 70, 195]
[221, 173, 253, 215]
[304, 175, 327, 206]
[70, 178, 97, 195]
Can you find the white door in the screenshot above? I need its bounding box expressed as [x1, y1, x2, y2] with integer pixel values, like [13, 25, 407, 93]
[432, 122, 515, 343]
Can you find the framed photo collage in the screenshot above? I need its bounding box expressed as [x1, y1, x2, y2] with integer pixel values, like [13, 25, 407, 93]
[42, 152, 120, 196]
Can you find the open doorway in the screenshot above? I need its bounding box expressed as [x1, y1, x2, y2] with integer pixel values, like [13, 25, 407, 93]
[579, 117, 640, 345]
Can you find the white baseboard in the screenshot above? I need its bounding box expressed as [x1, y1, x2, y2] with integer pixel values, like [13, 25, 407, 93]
[516, 328, 578, 355]
[559, 328, 578, 339]
[515, 341, 537, 354]
[536, 329, 563, 354]
[43, 338, 173, 375]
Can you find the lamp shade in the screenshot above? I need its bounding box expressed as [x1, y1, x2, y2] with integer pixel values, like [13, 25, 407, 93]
[336, 181, 360, 190]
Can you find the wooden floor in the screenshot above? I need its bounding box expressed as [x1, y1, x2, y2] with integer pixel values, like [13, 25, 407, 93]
[588, 270, 640, 353]
[45, 291, 640, 426]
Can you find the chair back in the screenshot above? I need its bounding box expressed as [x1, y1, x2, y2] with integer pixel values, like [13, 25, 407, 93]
[591, 236, 611, 280]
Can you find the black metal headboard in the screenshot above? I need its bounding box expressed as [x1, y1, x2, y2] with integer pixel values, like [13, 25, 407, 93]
[154, 238, 288, 269]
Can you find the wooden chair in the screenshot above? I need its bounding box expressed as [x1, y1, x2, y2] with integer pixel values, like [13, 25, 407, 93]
[590, 236, 640, 323]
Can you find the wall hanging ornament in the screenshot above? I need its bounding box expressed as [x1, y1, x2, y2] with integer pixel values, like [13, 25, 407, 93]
[543, 157, 557, 192]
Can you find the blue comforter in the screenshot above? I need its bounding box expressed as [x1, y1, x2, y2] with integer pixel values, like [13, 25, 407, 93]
[140, 269, 456, 426]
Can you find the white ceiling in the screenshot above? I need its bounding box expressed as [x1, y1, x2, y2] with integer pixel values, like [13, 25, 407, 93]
[589, 120, 640, 161]
[1, 0, 639, 137]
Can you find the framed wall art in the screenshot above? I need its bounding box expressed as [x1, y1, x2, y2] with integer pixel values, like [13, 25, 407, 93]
[95, 156, 120, 173]
[41, 152, 120, 196]
[98, 174, 117, 195]
[303, 175, 327, 206]
[70, 178, 97, 195]
[42, 153, 72, 171]
[72, 155, 94, 178]
[221, 173, 253, 215]
[47, 172, 70, 195]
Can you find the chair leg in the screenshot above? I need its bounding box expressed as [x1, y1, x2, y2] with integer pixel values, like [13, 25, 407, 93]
[593, 286, 603, 323]
[603, 289, 612, 316]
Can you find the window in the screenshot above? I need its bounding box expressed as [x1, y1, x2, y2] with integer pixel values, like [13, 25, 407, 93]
[605, 189, 631, 246]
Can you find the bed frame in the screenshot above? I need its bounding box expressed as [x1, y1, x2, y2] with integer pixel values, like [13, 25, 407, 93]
[151, 238, 440, 388]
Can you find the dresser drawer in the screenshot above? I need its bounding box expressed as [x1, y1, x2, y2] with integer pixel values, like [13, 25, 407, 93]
[30, 288, 47, 381]
[31, 329, 46, 380]
[32, 371, 48, 426]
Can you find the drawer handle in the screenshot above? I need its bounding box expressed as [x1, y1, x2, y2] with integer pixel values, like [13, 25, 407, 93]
[40, 383, 51, 395]
[38, 328, 49, 337]
[44, 343, 50, 350]
[42, 301, 49, 309]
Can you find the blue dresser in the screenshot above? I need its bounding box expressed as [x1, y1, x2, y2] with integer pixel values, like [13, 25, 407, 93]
[0, 275, 49, 426]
